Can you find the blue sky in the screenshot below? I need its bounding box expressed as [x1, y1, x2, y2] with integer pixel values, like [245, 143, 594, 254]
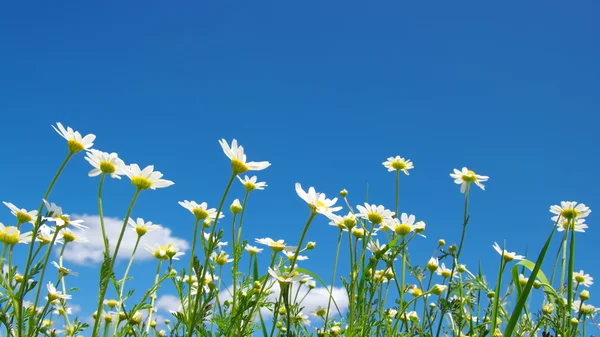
[1, 0, 599, 333]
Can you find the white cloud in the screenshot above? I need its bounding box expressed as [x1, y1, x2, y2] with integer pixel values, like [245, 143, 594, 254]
[155, 294, 183, 313]
[62, 214, 189, 265]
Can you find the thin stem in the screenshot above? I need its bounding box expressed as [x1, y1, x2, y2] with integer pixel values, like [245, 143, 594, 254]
[113, 235, 141, 337]
[92, 188, 141, 337]
[146, 260, 163, 333]
[324, 230, 343, 329]
[186, 218, 201, 319]
[98, 174, 109, 254]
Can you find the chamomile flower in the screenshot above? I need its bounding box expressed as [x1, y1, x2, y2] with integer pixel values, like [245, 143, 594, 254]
[572, 300, 596, 316]
[145, 243, 185, 261]
[53, 305, 73, 316]
[367, 239, 387, 255]
[268, 266, 306, 283]
[57, 228, 87, 244]
[550, 201, 591, 222]
[295, 183, 342, 216]
[436, 263, 457, 279]
[3, 201, 37, 225]
[124, 164, 174, 190]
[573, 270, 594, 288]
[493, 242, 525, 262]
[244, 244, 263, 255]
[52, 122, 96, 154]
[255, 238, 287, 252]
[128, 218, 161, 237]
[51, 262, 78, 277]
[356, 203, 394, 225]
[383, 213, 418, 237]
[46, 282, 72, 301]
[36, 225, 60, 245]
[44, 214, 87, 230]
[84, 149, 126, 179]
[219, 139, 271, 174]
[382, 156, 414, 175]
[237, 175, 267, 191]
[557, 218, 588, 233]
[450, 167, 489, 193]
[178, 201, 223, 221]
[0, 223, 32, 245]
[282, 250, 308, 261]
[211, 251, 233, 266]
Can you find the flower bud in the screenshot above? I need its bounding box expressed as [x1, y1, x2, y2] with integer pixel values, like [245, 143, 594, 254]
[230, 199, 242, 214]
[306, 241, 316, 250]
[438, 239, 446, 246]
[339, 189, 348, 197]
[579, 289, 590, 301]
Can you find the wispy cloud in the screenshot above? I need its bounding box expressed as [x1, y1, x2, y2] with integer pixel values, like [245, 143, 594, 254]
[62, 214, 189, 265]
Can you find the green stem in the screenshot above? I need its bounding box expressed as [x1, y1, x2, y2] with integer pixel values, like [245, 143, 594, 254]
[490, 260, 506, 334]
[146, 260, 163, 333]
[92, 188, 141, 337]
[113, 235, 141, 337]
[98, 174, 109, 254]
[190, 173, 236, 337]
[19, 152, 73, 336]
[566, 223, 575, 336]
[186, 218, 201, 320]
[289, 213, 316, 270]
[324, 230, 343, 329]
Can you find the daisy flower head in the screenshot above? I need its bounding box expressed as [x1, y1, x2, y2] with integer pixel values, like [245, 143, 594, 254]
[573, 270, 594, 288]
[124, 164, 174, 190]
[51, 261, 78, 277]
[493, 242, 525, 262]
[450, 167, 489, 193]
[3, 201, 37, 225]
[356, 203, 395, 225]
[244, 244, 263, 255]
[0, 223, 32, 246]
[295, 183, 342, 216]
[178, 201, 223, 221]
[36, 225, 60, 245]
[282, 250, 308, 261]
[211, 251, 233, 266]
[46, 282, 72, 301]
[550, 201, 591, 223]
[237, 175, 267, 192]
[268, 266, 306, 283]
[128, 217, 161, 237]
[145, 243, 184, 261]
[44, 212, 87, 230]
[58, 228, 88, 243]
[382, 156, 414, 175]
[367, 239, 386, 255]
[85, 149, 126, 179]
[557, 218, 588, 233]
[219, 139, 271, 175]
[436, 263, 457, 279]
[230, 199, 243, 214]
[383, 213, 418, 237]
[52, 122, 96, 154]
[255, 237, 287, 252]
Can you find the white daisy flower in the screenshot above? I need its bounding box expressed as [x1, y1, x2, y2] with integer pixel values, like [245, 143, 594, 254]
[178, 200, 223, 221]
[52, 122, 96, 154]
[550, 201, 591, 223]
[436, 263, 457, 279]
[557, 218, 588, 233]
[295, 183, 342, 216]
[46, 282, 72, 301]
[244, 244, 263, 255]
[211, 251, 233, 266]
[268, 266, 306, 283]
[282, 250, 308, 261]
[84, 149, 126, 179]
[255, 237, 287, 252]
[145, 243, 185, 261]
[0, 223, 32, 245]
[367, 239, 386, 254]
[124, 164, 174, 190]
[356, 203, 394, 225]
[383, 213, 419, 237]
[450, 167, 489, 193]
[493, 242, 525, 262]
[573, 270, 594, 288]
[237, 175, 267, 191]
[382, 156, 414, 175]
[128, 218, 161, 237]
[36, 225, 61, 245]
[51, 262, 78, 277]
[219, 139, 271, 174]
[3, 201, 38, 225]
[44, 214, 87, 231]
[57, 228, 88, 243]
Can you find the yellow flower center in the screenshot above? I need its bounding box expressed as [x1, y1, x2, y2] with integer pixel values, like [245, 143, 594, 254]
[462, 170, 477, 183]
[67, 139, 85, 154]
[231, 158, 249, 175]
[99, 161, 116, 174]
[269, 242, 286, 252]
[502, 253, 514, 262]
[16, 211, 33, 224]
[575, 275, 585, 283]
[106, 299, 118, 308]
[367, 212, 383, 224]
[243, 182, 256, 191]
[560, 209, 579, 220]
[192, 208, 209, 220]
[135, 226, 148, 237]
[394, 223, 412, 237]
[441, 270, 452, 278]
[58, 215, 71, 227]
[412, 288, 423, 296]
[62, 231, 76, 242]
[216, 254, 230, 266]
[153, 246, 170, 260]
[131, 176, 152, 190]
[391, 160, 407, 170]
[0, 227, 21, 245]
